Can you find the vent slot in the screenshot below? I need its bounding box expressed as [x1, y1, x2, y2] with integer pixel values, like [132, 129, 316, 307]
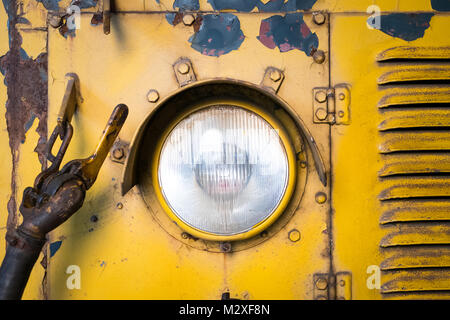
[377, 46, 450, 297]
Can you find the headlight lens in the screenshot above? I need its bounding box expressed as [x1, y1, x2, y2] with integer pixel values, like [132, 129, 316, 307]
[158, 105, 290, 236]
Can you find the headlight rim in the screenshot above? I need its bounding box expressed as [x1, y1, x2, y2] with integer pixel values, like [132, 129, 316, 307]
[152, 98, 297, 242]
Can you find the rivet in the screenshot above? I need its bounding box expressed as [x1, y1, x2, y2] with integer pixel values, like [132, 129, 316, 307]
[116, 202, 123, 210]
[112, 147, 125, 160]
[90, 215, 98, 223]
[183, 14, 195, 26]
[338, 110, 345, 118]
[181, 232, 189, 239]
[315, 108, 328, 121]
[220, 242, 232, 253]
[315, 91, 327, 103]
[339, 93, 345, 100]
[270, 69, 282, 82]
[315, 278, 328, 290]
[313, 12, 326, 25]
[288, 229, 301, 242]
[315, 192, 327, 204]
[313, 50, 326, 64]
[147, 89, 159, 103]
[339, 280, 346, 287]
[300, 161, 307, 168]
[178, 63, 190, 75]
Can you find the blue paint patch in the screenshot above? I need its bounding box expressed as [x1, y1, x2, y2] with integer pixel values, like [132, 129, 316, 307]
[431, 0, 450, 11]
[173, 0, 199, 11]
[36, 0, 61, 11]
[207, 0, 258, 12]
[165, 12, 178, 25]
[257, 13, 318, 56]
[100, 261, 106, 267]
[189, 13, 245, 57]
[24, 112, 36, 132]
[73, 0, 98, 9]
[50, 241, 63, 257]
[369, 13, 434, 42]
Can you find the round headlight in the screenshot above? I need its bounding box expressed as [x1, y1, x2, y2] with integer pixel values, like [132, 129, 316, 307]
[157, 104, 293, 237]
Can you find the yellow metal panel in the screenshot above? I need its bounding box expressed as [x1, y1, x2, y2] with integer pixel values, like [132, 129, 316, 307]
[380, 199, 450, 224]
[47, 13, 330, 299]
[378, 109, 450, 131]
[378, 65, 450, 84]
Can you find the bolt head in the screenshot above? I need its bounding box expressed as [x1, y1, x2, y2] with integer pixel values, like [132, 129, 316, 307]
[313, 12, 326, 25]
[270, 69, 282, 82]
[182, 14, 195, 26]
[313, 50, 326, 64]
[112, 147, 125, 160]
[316, 278, 328, 290]
[315, 91, 327, 103]
[315, 108, 328, 121]
[147, 89, 160, 103]
[177, 63, 190, 75]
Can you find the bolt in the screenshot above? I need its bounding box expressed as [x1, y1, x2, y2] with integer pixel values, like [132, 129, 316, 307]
[270, 69, 282, 82]
[338, 110, 345, 118]
[288, 229, 301, 242]
[183, 14, 195, 26]
[116, 202, 123, 210]
[177, 63, 190, 75]
[315, 91, 327, 103]
[315, 278, 328, 290]
[147, 89, 159, 103]
[220, 242, 232, 253]
[313, 12, 326, 25]
[315, 192, 327, 204]
[313, 50, 326, 64]
[90, 215, 98, 223]
[112, 147, 125, 160]
[315, 108, 328, 121]
[48, 14, 63, 28]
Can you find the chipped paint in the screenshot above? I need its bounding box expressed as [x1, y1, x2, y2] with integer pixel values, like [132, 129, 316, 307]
[369, 13, 434, 42]
[257, 13, 318, 56]
[207, 0, 318, 12]
[173, 0, 199, 11]
[37, 0, 97, 11]
[36, 0, 61, 11]
[0, 0, 48, 232]
[189, 13, 244, 57]
[49, 241, 62, 257]
[431, 0, 450, 11]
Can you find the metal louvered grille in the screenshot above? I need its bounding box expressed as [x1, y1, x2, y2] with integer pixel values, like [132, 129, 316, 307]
[377, 46, 450, 296]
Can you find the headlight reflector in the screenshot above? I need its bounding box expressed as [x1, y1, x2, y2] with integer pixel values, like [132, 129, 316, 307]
[158, 105, 290, 236]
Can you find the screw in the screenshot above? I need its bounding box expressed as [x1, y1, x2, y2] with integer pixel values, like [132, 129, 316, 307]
[220, 242, 232, 253]
[313, 50, 326, 64]
[315, 192, 327, 204]
[116, 202, 123, 210]
[183, 14, 195, 26]
[313, 12, 326, 25]
[112, 147, 125, 160]
[147, 89, 159, 103]
[178, 63, 190, 75]
[315, 91, 327, 103]
[315, 108, 328, 121]
[90, 215, 98, 223]
[288, 229, 301, 242]
[315, 278, 328, 290]
[270, 69, 282, 82]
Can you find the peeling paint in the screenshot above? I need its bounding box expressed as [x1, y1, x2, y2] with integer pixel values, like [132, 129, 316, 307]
[0, 0, 48, 232]
[207, 0, 318, 12]
[37, 0, 97, 11]
[369, 13, 434, 42]
[189, 13, 244, 57]
[173, 0, 199, 11]
[36, 0, 61, 11]
[431, 0, 450, 11]
[257, 13, 318, 56]
[49, 241, 62, 257]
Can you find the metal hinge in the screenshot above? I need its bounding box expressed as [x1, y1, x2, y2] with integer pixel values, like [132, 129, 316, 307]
[313, 84, 351, 125]
[313, 272, 352, 300]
